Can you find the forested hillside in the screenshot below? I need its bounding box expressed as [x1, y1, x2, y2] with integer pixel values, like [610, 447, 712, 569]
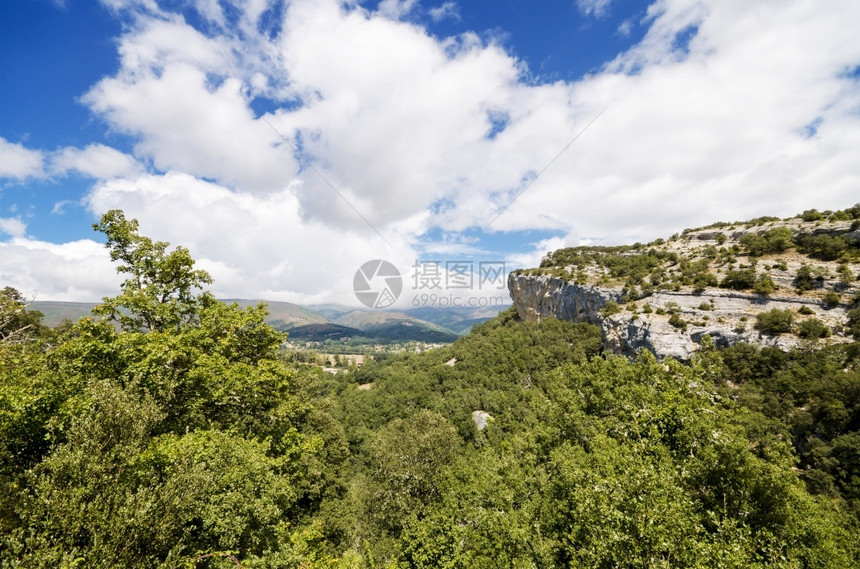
[2, 211, 858, 567]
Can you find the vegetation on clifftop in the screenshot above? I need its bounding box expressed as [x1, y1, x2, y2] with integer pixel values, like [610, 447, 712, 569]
[514, 205, 860, 343]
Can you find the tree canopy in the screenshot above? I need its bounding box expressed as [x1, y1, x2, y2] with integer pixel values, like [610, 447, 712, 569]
[1, 211, 858, 567]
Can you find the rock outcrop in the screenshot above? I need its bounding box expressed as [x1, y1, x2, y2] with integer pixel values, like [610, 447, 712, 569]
[508, 212, 859, 360]
[509, 272, 852, 360]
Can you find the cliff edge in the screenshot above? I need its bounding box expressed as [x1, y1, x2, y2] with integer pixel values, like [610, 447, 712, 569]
[509, 207, 860, 360]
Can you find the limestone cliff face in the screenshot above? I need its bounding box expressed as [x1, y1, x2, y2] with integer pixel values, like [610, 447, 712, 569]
[507, 273, 621, 325]
[508, 272, 852, 361]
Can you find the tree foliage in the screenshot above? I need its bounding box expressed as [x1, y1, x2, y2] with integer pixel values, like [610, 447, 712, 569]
[2, 210, 859, 567]
[92, 209, 213, 332]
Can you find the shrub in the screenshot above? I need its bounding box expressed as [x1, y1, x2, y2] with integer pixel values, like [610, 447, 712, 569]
[794, 265, 816, 292]
[720, 269, 757, 290]
[600, 301, 621, 317]
[668, 313, 687, 331]
[693, 272, 718, 292]
[848, 307, 860, 338]
[797, 318, 830, 339]
[755, 308, 795, 335]
[796, 234, 847, 261]
[738, 227, 793, 256]
[823, 291, 841, 308]
[801, 209, 824, 221]
[753, 274, 776, 296]
[798, 305, 815, 315]
[739, 233, 768, 256]
[763, 227, 794, 252]
[698, 302, 712, 311]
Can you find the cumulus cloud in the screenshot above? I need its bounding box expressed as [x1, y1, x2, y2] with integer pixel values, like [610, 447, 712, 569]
[0, 217, 27, 238]
[4, 0, 860, 304]
[85, 171, 421, 303]
[377, 0, 419, 20]
[50, 144, 142, 179]
[0, 138, 44, 180]
[0, 237, 120, 301]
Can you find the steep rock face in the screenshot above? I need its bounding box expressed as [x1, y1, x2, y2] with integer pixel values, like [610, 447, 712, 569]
[508, 272, 851, 360]
[507, 273, 620, 325]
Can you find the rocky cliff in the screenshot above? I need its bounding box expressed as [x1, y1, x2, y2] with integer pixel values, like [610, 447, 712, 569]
[509, 208, 860, 360]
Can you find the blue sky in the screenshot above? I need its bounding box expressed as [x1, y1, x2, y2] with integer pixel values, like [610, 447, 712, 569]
[1, 0, 858, 304]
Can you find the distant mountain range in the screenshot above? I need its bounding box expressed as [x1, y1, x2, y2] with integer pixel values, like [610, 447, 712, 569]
[30, 299, 510, 344]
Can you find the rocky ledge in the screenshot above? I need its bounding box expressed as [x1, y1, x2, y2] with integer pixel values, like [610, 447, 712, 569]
[508, 207, 860, 360]
[509, 272, 854, 360]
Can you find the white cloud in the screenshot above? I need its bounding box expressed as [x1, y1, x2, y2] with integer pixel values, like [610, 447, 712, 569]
[0, 217, 27, 238]
[377, 0, 419, 20]
[5, 0, 860, 304]
[0, 138, 45, 180]
[85, 171, 420, 303]
[577, 0, 612, 18]
[429, 1, 459, 22]
[50, 144, 142, 179]
[0, 237, 120, 301]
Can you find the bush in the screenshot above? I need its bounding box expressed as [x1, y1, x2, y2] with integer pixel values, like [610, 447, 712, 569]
[847, 307, 860, 339]
[755, 308, 795, 335]
[739, 227, 794, 256]
[668, 313, 687, 331]
[600, 301, 621, 317]
[823, 291, 841, 308]
[795, 265, 816, 292]
[721, 269, 757, 290]
[797, 234, 848, 261]
[801, 209, 824, 221]
[693, 272, 718, 292]
[753, 274, 776, 296]
[837, 264, 854, 284]
[739, 233, 768, 256]
[797, 318, 830, 339]
[798, 305, 815, 315]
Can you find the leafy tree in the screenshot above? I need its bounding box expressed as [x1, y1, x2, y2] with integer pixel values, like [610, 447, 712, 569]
[797, 234, 849, 261]
[848, 308, 860, 339]
[0, 287, 45, 344]
[795, 264, 817, 292]
[824, 290, 841, 308]
[600, 300, 621, 316]
[365, 410, 462, 535]
[802, 209, 824, 221]
[721, 269, 757, 290]
[753, 274, 776, 296]
[92, 209, 213, 332]
[755, 308, 795, 334]
[1, 211, 346, 567]
[692, 271, 718, 292]
[798, 318, 830, 339]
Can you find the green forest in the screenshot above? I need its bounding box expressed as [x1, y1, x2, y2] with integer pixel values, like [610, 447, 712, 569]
[2, 211, 859, 567]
